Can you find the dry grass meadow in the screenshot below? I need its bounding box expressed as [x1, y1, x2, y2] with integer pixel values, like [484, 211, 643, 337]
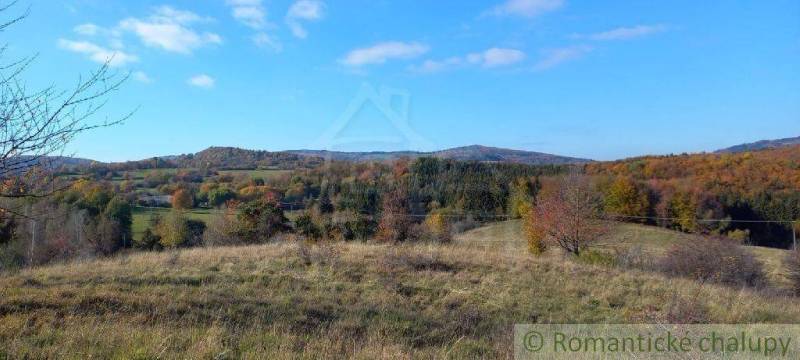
[1, 222, 799, 359]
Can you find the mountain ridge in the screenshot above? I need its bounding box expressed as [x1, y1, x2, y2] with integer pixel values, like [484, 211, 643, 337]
[285, 144, 591, 165]
[715, 136, 800, 153]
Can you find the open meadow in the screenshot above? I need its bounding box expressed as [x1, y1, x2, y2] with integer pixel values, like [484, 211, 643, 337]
[1, 222, 799, 358]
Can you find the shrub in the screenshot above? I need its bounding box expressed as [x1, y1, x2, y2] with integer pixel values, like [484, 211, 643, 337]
[203, 209, 243, 246]
[135, 228, 162, 251]
[576, 249, 616, 267]
[783, 249, 800, 295]
[613, 245, 654, 270]
[423, 212, 451, 243]
[294, 212, 322, 240]
[184, 219, 207, 247]
[236, 199, 289, 242]
[156, 211, 189, 248]
[208, 187, 236, 208]
[726, 229, 751, 244]
[659, 237, 766, 287]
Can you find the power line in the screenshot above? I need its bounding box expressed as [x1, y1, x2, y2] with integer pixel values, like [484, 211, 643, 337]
[605, 214, 797, 224]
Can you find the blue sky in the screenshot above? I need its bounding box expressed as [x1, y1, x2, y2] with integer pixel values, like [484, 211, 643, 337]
[4, 0, 799, 161]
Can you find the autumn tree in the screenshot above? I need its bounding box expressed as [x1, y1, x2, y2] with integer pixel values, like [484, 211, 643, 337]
[522, 205, 546, 255]
[507, 176, 538, 218]
[171, 189, 193, 210]
[603, 176, 650, 220]
[236, 199, 288, 242]
[376, 186, 412, 242]
[529, 173, 607, 256]
[669, 191, 698, 232]
[423, 210, 450, 243]
[156, 211, 189, 248]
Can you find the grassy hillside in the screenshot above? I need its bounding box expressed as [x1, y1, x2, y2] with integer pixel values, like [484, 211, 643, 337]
[455, 221, 790, 288]
[2, 224, 799, 358]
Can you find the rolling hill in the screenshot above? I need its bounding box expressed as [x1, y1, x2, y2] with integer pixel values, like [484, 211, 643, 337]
[287, 145, 591, 165]
[93, 145, 590, 171]
[715, 136, 800, 153]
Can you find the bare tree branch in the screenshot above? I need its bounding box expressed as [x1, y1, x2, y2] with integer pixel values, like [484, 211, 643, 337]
[0, 4, 129, 215]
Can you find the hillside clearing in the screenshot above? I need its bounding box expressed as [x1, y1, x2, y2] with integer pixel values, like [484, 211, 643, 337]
[455, 220, 791, 289]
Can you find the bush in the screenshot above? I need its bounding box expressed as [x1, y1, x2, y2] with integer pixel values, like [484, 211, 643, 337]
[613, 245, 654, 270]
[659, 237, 766, 288]
[156, 211, 189, 248]
[294, 212, 322, 240]
[726, 229, 751, 244]
[236, 199, 289, 242]
[135, 228, 162, 251]
[423, 212, 451, 243]
[576, 250, 616, 267]
[203, 210, 243, 246]
[184, 219, 207, 247]
[783, 249, 800, 295]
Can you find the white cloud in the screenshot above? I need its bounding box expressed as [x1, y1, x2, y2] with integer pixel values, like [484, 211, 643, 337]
[188, 74, 215, 89]
[489, 0, 563, 18]
[574, 25, 668, 41]
[286, 0, 325, 39]
[133, 71, 153, 83]
[411, 57, 465, 73]
[118, 6, 221, 54]
[253, 32, 282, 52]
[58, 39, 138, 67]
[533, 45, 592, 71]
[226, 0, 267, 29]
[74, 23, 101, 36]
[151, 5, 212, 24]
[341, 42, 429, 67]
[472, 48, 526, 67]
[413, 48, 525, 73]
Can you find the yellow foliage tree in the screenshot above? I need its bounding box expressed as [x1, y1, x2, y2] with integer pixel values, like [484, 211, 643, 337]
[520, 202, 546, 255]
[424, 211, 450, 242]
[603, 177, 649, 220]
[156, 211, 189, 248]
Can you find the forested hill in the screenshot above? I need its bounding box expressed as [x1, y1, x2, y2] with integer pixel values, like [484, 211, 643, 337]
[81, 145, 589, 171]
[177, 147, 324, 169]
[584, 144, 800, 247]
[287, 145, 590, 165]
[715, 136, 800, 153]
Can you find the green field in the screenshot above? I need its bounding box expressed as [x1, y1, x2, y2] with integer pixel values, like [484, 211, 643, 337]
[113, 168, 185, 181]
[131, 207, 217, 240]
[1, 222, 799, 358]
